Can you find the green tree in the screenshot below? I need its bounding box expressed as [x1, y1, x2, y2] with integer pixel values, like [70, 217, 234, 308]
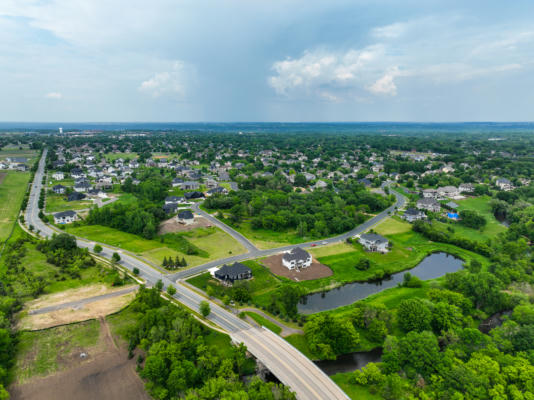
[199, 301, 211, 317]
[167, 285, 176, 296]
[93, 244, 103, 253]
[111, 252, 121, 263]
[304, 314, 360, 359]
[155, 279, 164, 291]
[397, 298, 432, 332]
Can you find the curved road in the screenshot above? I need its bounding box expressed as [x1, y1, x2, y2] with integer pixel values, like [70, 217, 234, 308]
[26, 150, 352, 400]
[169, 185, 405, 281]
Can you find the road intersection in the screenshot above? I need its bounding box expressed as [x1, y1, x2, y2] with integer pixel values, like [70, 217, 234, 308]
[26, 150, 405, 400]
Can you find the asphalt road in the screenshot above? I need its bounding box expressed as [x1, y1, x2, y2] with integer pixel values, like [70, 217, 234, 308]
[169, 186, 406, 280]
[26, 150, 351, 400]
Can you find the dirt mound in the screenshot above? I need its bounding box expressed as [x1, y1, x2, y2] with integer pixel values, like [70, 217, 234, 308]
[159, 215, 212, 234]
[262, 254, 333, 281]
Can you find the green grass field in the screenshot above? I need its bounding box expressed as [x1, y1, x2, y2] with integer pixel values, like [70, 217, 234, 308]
[189, 217, 486, 314]
[104, 152, 138, 161]
[14, 319, 100, 382]
[0, 171, 31, 242]
[453, 196, 507, 240]
[0, 148, 37, 161]
[66, 224, 246, 268]
[244, 312, 282, 334]
[45, 193, 93, 213]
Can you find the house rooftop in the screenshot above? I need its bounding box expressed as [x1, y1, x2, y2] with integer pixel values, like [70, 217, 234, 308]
[282, 247, 310, 262]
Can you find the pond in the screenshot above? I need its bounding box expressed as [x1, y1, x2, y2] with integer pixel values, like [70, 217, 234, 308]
[298, 252, 464, 314]
[315, 348, 383, 376]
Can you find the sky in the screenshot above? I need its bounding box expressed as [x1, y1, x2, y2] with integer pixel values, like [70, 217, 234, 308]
[1, 0, 534, 122]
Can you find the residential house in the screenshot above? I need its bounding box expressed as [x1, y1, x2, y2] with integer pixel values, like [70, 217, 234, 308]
[172, 177, 183, 187]
[184, 191, 204, 200]
[313, 180, 328, 190]
[74, 181, 91, 193]
[53, 210, 78, 224]
[496, 178, 513, 191]
[163, 203, 179, 214]
[177, 210, 194, 225]
[417, 198, 441, 213]
[71, 168, 84, 179]
[52, 184, 66, 194]
[206, 187, 228, 196]
[181, 181, 200, 190]
[68, 192, 86, 201]
[358, 233, 389, 253]
[422, 188, 438, 199]
[437, 186, 460, 199]
[459, 183, 475, 193]
[282, 247, 312, 270]
[52, 172, 65, 180]
[214, 262, 252, 283]
[165, 196, 186, 205]
[402, 207, 426, 222]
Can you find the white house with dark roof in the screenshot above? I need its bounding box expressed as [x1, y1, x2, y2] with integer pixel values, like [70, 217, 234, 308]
[53, 210, 78, 224]
[214, 262, 252, 283]
[358, 233, 389, 253]
[177, 210, 194, 225]
[52, 171, 65, 180]
[417, 197, 441, 213]
[496, 178, 513, 191]
[282, 247, 312, 270]
[402, 207, 426, 222]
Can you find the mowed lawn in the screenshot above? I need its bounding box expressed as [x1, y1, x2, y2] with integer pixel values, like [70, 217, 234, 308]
[45, 193, 93, 213]
[0, 171, 31, 242]
[66, 224, 247, 268]
[454, 196, 507, 240]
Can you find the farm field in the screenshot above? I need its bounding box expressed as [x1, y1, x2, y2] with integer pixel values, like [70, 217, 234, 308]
[66, 224, 247, 268]
[0, 148, 37, 161]
[0, 171, 31, 242]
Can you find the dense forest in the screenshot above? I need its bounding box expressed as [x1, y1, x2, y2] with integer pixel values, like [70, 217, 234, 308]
[205, 179, 393, 237]
[86, 172, 169, 239]
[124, 286, 295, 400]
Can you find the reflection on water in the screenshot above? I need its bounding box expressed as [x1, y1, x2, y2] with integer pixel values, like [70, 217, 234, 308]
[315, 348, 383, 375]
[298, 252, 464, 314]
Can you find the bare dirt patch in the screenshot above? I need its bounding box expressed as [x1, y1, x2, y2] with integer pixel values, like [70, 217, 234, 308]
[10, 319, 150, 400]
[25, 284, 136, 312]
[159, 215, 212, 234]
[18, 284, 138, 330]
[262, 254, 333, 281]
[0, 172, 6, 185]
[18, 292, 136, 331]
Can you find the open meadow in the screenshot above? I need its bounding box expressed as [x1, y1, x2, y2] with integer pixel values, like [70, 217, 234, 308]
[0, 171, 31, 242]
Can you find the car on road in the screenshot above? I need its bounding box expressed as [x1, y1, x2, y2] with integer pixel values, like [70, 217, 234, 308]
[311, 243, 316, 247]
[321, 241, 327, 245]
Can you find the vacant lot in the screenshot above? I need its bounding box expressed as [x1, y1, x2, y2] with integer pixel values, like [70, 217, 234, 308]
[45, 193, 93, 213]
[262, 254, 332, 281]
[18, 284, 138, 330]
[66, 224, 246, 268]
[0, 171, 31, 242]
[10, 318, 149, 400]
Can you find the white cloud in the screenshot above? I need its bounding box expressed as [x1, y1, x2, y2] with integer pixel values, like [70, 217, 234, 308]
[268, 45, 386, 100]
[45, 92, 62, 99]
[371, 22, 407, 39]
[139, 61, 190, 98]
[367, 68, 399, 96]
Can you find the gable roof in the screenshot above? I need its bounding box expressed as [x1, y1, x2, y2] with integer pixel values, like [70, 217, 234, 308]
[215, 262, 251, 280]
[282, 247, 310, 262]
[177, 210, 194, 219]
[360, 233, 388, 244]
[54, 210, 77, 218]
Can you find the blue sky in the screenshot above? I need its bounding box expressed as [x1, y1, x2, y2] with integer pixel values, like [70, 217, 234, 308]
[1, 0, 534, 122]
